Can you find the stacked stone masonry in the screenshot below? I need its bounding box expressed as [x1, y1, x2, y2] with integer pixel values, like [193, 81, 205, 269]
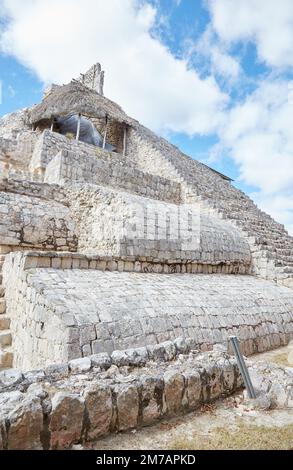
[0, 191, 76, 250]
[3, 252, 293, 371]
[67, 184, 251, 263]
[0, 349, 244, 449]
[44, 147, 181, 203]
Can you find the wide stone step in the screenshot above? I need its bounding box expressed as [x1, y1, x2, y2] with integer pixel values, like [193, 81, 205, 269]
[0, 315, 10, 330]
[0, 347, 13, 369]
[0, 330, 12, 347]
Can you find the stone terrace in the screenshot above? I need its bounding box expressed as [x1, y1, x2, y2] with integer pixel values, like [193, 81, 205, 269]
[4, 259, 293, 370]
[129, 125, 293, 286]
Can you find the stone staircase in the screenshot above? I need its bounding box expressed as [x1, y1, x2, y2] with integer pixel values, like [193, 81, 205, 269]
[132, 126, 293, 286]
[0, 254, 13, 369]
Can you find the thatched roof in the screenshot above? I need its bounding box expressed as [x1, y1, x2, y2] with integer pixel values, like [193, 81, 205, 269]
[29, 81, 135, 126]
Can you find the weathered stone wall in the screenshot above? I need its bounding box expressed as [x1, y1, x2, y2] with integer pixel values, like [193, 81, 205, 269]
[0, 190, 76, 251]
[67, 184, 251, 264]
[0, 179, 251, 264]
[44, 149, 181, 203]
[0, 348, 243, 449]
[0, 109, 40, 179]
[2, 253, 73, 369]
[0, 132, 39, 181]
[69, 185, 250, 264]
[3, 252, 293, 370]
[0, 109, 31, 140]
[30, 129, 133, 174]
[0, 178, 68, 206]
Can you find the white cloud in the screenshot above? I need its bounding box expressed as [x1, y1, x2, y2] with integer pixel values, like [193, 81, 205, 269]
[207, 0, 293, 68]
[217, 79, 293, 194]
[194, 27, 241, 83]
[0, 0, 227, 134]
[211, 77, 293, 233]
[200, 0, 293, 232]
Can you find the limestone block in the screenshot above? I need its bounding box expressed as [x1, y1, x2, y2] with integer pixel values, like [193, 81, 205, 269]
[269, 383, 289, 409]
[111, 347, 148, 367]
[83, 384, 113, 440]
[49, 392, 85, 449]
[23, 369, 46, 384]
[90, 353, 111, 370]
[183, 370, 201, 410]
[115, 384, 139, 431]
[141, 376, 164, 425]
[148, 341, 176, 362]
[111, 350, 128, 367]
[82, 344, 92, 356]
[45, 362, 69, 379]
[69, 357, 91, 374]
[221, 362, 235, 392]
[0, 369, 23, 389]
[92, 338, 114, 355]
[7, 395, 43, 450]
[207, 365, 223, 399]
[174, 336, 190, 354]
[67, 343, 82, 360]
[163, 370, 185, 415]
[51, 257, 62, 269]
[79, 325, 96, 346]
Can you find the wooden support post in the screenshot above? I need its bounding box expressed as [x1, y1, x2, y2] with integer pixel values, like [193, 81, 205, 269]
[123, 125, 127, 156]
[50, 117, 54, 132]
[103, 115, 108, 149]
[76, 113, 81, 141]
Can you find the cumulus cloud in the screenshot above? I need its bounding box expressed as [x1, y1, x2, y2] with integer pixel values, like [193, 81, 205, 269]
[192, 26, 241, 83]
[207, 0, 293, 68]
[0, 0, 227, 134]
[212, 78, 293, 233]
[200, 0, 293, 233]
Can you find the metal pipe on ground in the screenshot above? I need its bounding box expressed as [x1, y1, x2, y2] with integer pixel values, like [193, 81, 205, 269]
[229, 336, 256, 399]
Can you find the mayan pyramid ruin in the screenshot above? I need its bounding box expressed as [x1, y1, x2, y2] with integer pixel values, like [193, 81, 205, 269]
[0, 63, 292, 449]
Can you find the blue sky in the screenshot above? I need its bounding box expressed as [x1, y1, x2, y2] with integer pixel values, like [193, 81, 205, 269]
[0, 0, 293, 232]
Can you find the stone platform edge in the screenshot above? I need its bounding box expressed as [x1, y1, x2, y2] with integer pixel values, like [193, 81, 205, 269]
[0, 346, 243, 450]
[8, 250, 251, 275]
